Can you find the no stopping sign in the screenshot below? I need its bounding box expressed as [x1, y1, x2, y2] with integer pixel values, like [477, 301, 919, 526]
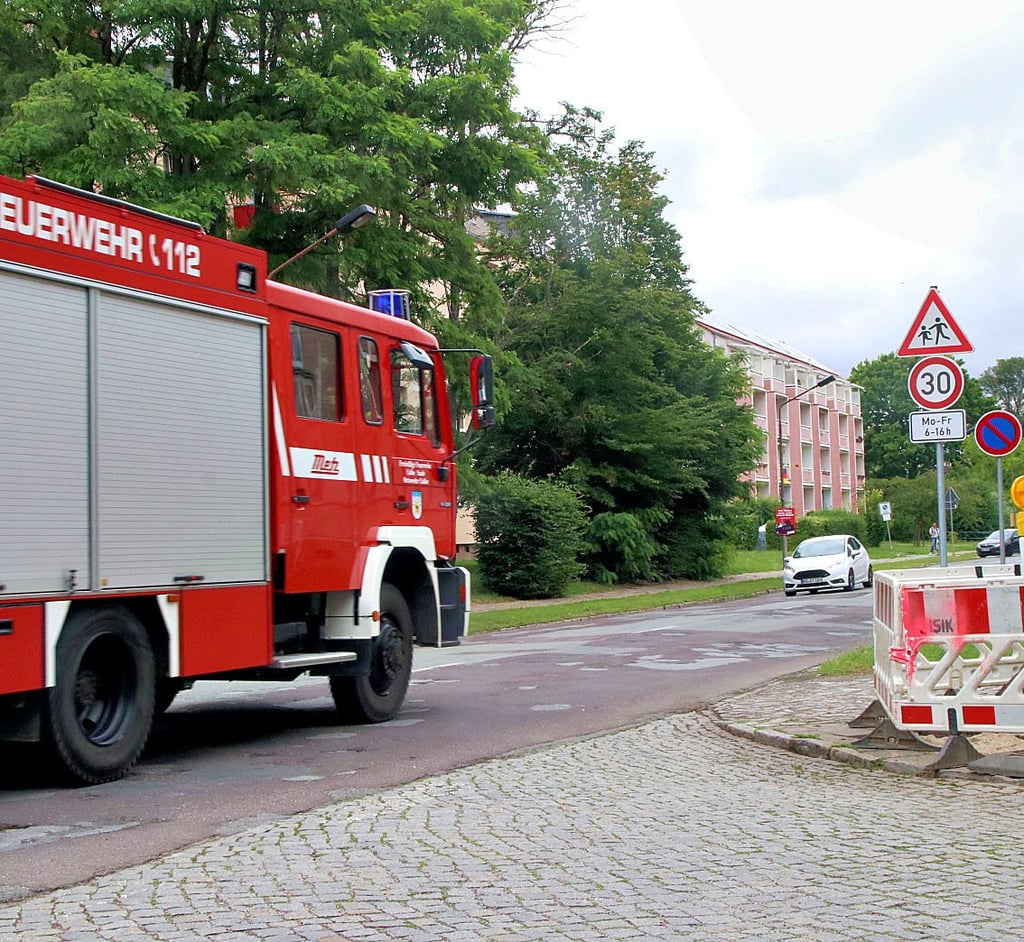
[975, 410, 1023, 457]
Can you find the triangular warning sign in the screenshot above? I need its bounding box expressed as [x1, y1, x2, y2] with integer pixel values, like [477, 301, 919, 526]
[897, 288, 973, 357]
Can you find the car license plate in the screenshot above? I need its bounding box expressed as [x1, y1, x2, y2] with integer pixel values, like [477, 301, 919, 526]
[802, 577, 826, 585]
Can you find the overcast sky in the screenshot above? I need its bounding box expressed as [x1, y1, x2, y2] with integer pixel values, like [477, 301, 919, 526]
[512, 0, 1023, 380]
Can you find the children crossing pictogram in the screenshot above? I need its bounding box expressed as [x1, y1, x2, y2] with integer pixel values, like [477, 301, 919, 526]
[897, 287, 973, 357]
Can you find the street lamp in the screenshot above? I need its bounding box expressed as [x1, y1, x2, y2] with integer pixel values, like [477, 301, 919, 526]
[776, 374, 836, 566]
[268, 204, 377, 278]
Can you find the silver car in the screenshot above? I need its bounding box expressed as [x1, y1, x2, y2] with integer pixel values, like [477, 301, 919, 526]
[783, 534, 873, 597]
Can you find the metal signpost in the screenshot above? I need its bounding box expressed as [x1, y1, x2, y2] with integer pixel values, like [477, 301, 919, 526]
[906, 355, 966, 566]
[878, 501, 893, 550]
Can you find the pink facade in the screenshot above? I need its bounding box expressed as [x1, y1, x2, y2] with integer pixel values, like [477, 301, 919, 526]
[696, 317, 865, 513]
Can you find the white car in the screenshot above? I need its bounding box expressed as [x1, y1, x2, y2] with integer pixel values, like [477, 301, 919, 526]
[783, 534, 873, 597]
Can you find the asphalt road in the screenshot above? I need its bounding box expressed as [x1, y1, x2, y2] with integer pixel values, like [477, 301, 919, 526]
[0, 585, 874, 900]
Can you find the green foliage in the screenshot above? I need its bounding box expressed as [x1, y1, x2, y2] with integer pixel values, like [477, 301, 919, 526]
[979, 357, 1024, 415]
[477, 113, 761, 583]
[867, 472, 997, 542]
[0, 0, 547, 324]
[724, 497, 783, 551]
[797, 510, 865, 542]
[585, 511, 662, 584]
[861, 487, 889, 547]
[474, 473, 586, 600]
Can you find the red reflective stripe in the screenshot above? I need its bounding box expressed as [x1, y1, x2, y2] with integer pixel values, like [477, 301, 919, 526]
[901, 705, 933, 725]
[962, 705, 997, 725]
[901, 589, 927, 640]
[955, 586, 991, 635]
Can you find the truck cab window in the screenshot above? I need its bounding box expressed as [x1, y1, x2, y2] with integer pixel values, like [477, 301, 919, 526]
[389, 346, 439, 444]
[358, 336, 383, 424]
[291, 324, 342, 421]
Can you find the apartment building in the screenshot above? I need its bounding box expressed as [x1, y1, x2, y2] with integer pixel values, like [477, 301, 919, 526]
[697, 315, 865, 514]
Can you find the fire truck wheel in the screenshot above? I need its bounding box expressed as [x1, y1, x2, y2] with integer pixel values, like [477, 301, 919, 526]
[330, 584, 413, 724]
[46, 606, 156, 786]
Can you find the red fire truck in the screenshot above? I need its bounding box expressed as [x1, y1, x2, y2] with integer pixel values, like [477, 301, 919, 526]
[0, 174, 493, 785]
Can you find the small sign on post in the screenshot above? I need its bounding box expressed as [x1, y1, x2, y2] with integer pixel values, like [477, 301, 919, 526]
[878, 502, 893, 549]
[909, 409, 966, 442]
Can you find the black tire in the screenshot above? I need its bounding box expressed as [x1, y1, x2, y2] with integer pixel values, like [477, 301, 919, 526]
[844, 569, 855, 592]
[330, 584, 413, 724]
[46, 606, 156, 786]
[784, 589, 797, 597]
[862, 566, 874, 589]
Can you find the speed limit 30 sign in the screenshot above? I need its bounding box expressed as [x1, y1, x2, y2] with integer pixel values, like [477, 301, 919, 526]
[907, 355, 965, 411]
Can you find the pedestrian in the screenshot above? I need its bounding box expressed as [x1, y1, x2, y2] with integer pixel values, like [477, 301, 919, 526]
[929, 522, 939, 553]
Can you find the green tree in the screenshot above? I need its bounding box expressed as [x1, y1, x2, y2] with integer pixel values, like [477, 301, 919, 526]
[979, 357, 1024, 416]
[0, 0, 553, 329]
[478, 117, 761, 582]
[851, 352, 995, 479]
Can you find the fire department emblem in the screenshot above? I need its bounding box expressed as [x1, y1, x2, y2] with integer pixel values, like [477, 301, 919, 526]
[411, 490, 423, 520]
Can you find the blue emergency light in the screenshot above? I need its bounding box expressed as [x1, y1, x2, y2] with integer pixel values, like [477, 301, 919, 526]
[368, 289, 410, 319]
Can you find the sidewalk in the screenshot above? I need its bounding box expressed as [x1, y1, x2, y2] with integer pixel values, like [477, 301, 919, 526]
[708, 670, 1024, 781]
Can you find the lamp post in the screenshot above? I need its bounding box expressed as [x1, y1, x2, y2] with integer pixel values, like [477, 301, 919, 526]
[776, 374, 836, 566]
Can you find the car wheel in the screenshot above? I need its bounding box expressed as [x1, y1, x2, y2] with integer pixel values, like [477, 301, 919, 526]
[784, 589, 797, 597]
[862, 566, 873, 589]
[844, 569, 854, 592]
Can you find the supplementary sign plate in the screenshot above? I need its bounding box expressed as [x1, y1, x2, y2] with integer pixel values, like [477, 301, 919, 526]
[909, 410, 966, 443]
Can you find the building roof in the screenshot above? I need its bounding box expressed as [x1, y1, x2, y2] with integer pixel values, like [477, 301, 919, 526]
[696, 313, 840, 377]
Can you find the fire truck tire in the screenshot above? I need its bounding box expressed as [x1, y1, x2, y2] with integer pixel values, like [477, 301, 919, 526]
[330, 584, 413, 724]
[45, 606, 156, 786]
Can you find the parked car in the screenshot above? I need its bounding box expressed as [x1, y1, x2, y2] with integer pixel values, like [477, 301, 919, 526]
[976, 528, 1021, 558]
[783, 534, 873, 597]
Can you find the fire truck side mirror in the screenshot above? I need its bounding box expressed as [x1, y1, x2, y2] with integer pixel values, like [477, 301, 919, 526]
[470, 355, 496, 429]
[470, 355, 493, 406]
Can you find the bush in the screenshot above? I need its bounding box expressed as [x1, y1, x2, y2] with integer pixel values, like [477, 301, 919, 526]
[585, 510, 663, 584]
[800, 509, 865, 542]
[475, 474, 587, 599]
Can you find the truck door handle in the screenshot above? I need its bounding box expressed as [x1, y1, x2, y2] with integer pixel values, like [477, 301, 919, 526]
[292, 494, 310, 505]
[394, 500, 410, 510]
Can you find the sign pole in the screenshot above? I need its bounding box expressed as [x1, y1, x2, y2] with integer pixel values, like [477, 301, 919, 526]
[936, 442, 948, 567]
[998, 457, 1006, 564]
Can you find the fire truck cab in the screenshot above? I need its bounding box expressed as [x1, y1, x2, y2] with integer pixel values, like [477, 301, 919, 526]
[0, 174, 492, 784]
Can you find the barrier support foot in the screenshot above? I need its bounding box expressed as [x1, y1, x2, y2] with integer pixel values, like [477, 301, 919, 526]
[920, 734, 984, 773]
[851, 717, 938, 751]
[848, 699, 887, 729]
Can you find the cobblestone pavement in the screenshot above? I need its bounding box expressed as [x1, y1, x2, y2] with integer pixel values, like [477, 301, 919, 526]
[2, 691, 1023, 942]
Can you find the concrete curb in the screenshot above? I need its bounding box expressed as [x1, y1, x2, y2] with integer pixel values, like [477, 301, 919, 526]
[707, 712, 939, 777]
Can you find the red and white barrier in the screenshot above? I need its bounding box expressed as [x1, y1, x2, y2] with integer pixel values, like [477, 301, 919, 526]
[874, 564, 1024, 733]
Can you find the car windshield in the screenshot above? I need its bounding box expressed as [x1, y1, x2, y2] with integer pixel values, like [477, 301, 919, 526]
[793, 537, 846, 558]
[985, 530, 1016, 542]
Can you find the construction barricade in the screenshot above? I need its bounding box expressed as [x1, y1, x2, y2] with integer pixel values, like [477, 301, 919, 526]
[874, 563, 1024, 734]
